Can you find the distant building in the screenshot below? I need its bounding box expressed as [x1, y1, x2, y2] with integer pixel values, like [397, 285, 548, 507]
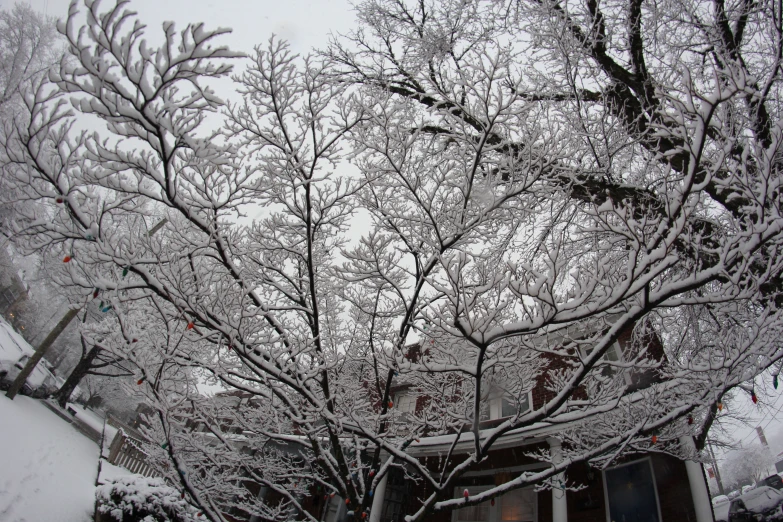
[0, 246, 27, 325]
[775, 451, 783, 474]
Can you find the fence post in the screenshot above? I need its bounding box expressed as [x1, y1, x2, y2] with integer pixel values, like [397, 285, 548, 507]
[108, 429, 125, 464]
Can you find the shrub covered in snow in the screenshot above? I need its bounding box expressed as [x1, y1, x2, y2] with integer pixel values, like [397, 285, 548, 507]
[96, 475, 201, 522]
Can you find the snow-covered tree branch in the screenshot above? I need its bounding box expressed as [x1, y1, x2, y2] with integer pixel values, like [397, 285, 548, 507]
[3, 0, 783, 520]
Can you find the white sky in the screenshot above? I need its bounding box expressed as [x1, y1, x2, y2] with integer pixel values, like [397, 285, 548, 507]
[12, 0, 357, 56]
[7, 0, 783, 485]
[719, 385, 783, 454]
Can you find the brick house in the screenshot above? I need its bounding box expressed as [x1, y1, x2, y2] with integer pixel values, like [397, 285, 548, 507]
[350, 427, 709, 522]
[319, 325, 714, 522]
[0, 246, 27, 326]
[144, 323, 714, 522]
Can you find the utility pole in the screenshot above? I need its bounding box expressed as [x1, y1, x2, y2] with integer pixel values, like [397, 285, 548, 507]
[757, 426, 769, 447]
[147, 218, 168, 237]
[52, 218, 169, 406]
[6, 218, 168, 401]
[707, 441, 725, 495]
[6, 307, 80, 399]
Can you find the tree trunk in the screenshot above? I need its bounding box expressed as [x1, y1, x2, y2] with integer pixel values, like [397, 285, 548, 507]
[55, 345, 101, 408]
[6, 308, 79, 400]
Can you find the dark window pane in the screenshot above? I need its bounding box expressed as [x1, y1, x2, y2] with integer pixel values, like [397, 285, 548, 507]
[604, 460, 660, 522]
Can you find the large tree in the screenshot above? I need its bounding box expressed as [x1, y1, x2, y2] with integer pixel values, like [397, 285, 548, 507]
[2, 0, 783, 520]
[723, 444, 774, 488]
[0, 2, 61, 115]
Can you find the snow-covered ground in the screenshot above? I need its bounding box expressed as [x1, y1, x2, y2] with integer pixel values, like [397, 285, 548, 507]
[0, 395, 99, 522]
[67, 402, 118, 443]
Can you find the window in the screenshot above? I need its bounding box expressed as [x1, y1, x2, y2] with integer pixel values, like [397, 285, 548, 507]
[451, 486, 536, 522]
[453, 491, 491, 522]
[582, 342, 633, 386]
[378, 468, 409, 522]
[324, 495, 344, 522]
[394, 390, 417, 418]
[0, 284, 22, 312]
[499, 488, 536, 521]
[603, 458, 661, 522]
[481, 392, 532, 421]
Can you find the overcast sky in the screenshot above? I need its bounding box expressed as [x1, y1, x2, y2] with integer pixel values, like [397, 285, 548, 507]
[11, 0, 356, 55]
[6, 0, 783, 485]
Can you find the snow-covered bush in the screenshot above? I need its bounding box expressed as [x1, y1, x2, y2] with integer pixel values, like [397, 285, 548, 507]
[96, 476, 201, 522]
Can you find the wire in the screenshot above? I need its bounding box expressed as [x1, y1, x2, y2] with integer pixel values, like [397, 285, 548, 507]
[735, 397, 783, 447]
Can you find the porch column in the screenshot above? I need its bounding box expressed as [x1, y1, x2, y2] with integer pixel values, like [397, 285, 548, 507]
[547, 437, 568, 522]
[248, 486, 269, 522]
[679, 436, 714, 522]
[369, 471, 389, 522]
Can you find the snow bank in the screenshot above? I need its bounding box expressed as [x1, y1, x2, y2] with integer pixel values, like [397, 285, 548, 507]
[0, 395, 99, 521]
[97, 461, 137, 485]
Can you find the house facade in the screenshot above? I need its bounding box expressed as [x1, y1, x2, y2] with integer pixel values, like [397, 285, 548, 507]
[142, 323, 715, 522]
[323, 327, 714, 522]
[0, 247, 27, 326]
[351, 429, 711, 522]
